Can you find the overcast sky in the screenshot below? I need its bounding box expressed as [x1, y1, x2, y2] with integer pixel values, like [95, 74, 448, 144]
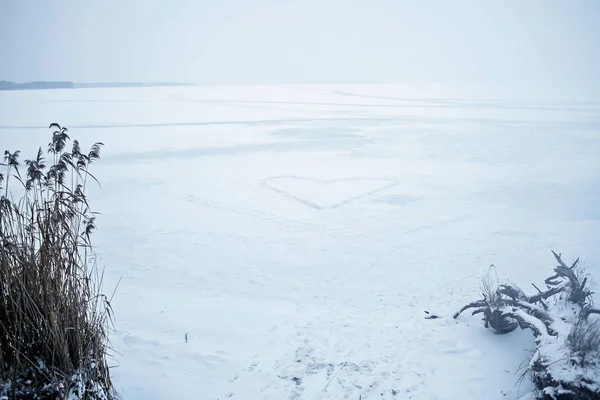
[1, 0, 599, 85]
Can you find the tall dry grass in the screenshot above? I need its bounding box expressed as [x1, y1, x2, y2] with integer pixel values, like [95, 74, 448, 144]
[0, 124, 116, 399]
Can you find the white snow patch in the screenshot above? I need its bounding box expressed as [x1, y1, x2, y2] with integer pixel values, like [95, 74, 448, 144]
[1, 83, 598, 399]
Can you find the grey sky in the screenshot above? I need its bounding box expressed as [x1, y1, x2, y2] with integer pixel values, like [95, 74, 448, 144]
[1, 0, 599, 85]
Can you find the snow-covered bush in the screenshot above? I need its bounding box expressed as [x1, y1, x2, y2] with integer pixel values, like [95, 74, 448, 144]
[0, 124, 116, 399]
[455, 251, 600, 399]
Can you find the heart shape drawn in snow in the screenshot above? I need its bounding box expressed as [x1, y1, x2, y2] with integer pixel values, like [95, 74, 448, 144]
[262, 176, 398, 210]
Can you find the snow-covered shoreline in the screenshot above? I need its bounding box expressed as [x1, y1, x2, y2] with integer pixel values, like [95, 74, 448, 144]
[1, 83, 598, 399]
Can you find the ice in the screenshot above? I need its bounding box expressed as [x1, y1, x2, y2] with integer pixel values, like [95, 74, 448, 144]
[1, 83, 598, 399]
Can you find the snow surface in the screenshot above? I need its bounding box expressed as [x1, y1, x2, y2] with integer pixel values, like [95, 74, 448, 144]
[1, 84, 599, 399]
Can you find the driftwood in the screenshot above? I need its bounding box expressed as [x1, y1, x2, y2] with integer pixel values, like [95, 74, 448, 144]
[547, 250, 593, 305]
[454, 251, 600, 399]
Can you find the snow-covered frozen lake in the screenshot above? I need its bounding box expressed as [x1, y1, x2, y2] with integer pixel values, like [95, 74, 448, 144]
[1, 84, 599, 399]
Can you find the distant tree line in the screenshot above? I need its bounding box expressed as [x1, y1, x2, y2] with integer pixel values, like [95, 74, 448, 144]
[0, 81, 195, 90]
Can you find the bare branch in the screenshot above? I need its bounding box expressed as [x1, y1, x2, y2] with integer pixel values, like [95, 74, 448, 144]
[454, 300, 487, 319]
[581, 307, 600, 320]
[552, 249, 568, 268]
[528, 285, 566, 304]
